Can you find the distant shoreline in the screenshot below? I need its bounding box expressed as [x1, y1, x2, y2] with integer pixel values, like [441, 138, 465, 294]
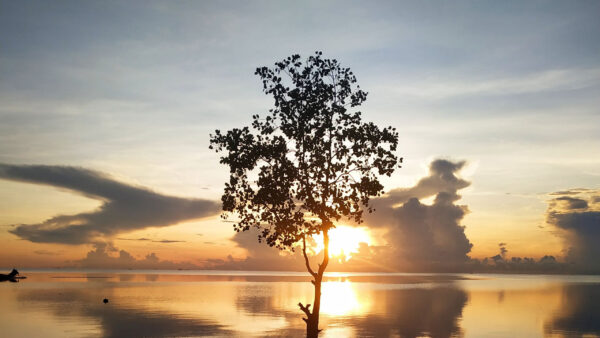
[3, 268, 599, 276]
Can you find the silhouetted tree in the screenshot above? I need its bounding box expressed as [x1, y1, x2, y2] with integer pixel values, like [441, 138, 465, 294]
[209, 51, 400, 337]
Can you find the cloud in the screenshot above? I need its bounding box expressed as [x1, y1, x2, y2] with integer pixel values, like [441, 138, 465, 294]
[117, 237, 187, 243]
[205, 230, 305, 271]
[546, 189, 600, 272]
[553, 196, 589, 210]
[0, 164, 219, 244]
[33, 249, 62, 256]
[390, 68, 600, 99]
[72, 242, 200, 270]
[499, 243, 508, 258]
[374, 160, 470, 208]
[549, 188, 592, 196]
[362, 159, 473, 271]
[477, 248, 564, 273]
[153, 239, 186, 244]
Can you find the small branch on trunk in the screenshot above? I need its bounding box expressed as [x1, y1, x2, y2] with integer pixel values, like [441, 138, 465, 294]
[298, 302, 312, 317]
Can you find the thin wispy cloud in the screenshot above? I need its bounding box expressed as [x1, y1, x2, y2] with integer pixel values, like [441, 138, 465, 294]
[33, 249, 63, 256]
[388, 68, 600, 99]
[117, 237, 187, 243]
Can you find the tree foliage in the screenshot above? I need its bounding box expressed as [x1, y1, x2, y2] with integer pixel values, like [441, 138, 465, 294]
[209, 51, 400, 250]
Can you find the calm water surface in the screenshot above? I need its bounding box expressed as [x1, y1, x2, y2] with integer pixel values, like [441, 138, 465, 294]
[1, 270, 599, 337]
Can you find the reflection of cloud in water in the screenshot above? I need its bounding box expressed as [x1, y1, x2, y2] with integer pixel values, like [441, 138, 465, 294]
[235, 284, 278, 316]
[9, 273, 471, 337]
[145, 274, 159, 282]
[345, 287, 468, 338]
[545, 284, 600, 336]
[118, 274, 134, 282]
[17, 288, 231, 337]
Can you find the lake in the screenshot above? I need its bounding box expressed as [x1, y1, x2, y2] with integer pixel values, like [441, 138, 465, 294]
[1, 270, 599, 337]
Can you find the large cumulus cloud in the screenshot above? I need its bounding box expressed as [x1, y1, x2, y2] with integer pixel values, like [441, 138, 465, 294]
[546, 189, 600, 272]
[366, 159, 473, 271]
[0, 164, 219, 244]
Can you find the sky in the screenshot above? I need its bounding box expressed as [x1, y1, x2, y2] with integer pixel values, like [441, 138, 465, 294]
[1, 1, 599, 271]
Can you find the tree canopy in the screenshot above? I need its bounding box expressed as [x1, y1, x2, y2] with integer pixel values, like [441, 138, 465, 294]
[210, 51, 400, 250]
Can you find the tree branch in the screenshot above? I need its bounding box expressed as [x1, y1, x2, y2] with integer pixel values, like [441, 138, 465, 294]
[298, 302, 312, 317]
[302, 235, 317, 278]
[318, 228, 330, 275]
[329, 168, 361, 185]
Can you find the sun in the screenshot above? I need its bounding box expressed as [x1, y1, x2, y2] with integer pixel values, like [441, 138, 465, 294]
[313, 226, 371, 261]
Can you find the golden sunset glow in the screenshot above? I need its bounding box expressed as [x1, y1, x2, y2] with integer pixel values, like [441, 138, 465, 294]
[1, 2, 599, 338]
[314, 226, 371, 261]
[320, 281, 363, 316]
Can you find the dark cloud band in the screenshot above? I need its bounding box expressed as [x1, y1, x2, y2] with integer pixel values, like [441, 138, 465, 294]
[0, 164, 219, 244]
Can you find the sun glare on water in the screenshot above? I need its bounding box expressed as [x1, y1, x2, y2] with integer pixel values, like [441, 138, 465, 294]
[313, 226, 371, 261]
[320, 281, 364, 316]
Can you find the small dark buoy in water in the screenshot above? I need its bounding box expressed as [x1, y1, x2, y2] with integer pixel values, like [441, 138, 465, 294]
[103, 298, 109, 304]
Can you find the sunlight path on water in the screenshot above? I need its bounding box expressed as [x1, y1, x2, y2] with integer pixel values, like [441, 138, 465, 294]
[320, 281, 364, 316]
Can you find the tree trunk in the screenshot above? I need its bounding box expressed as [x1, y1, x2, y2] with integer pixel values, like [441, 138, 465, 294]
[300, 229, 329, 338]
[306, 274, 322, 338]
